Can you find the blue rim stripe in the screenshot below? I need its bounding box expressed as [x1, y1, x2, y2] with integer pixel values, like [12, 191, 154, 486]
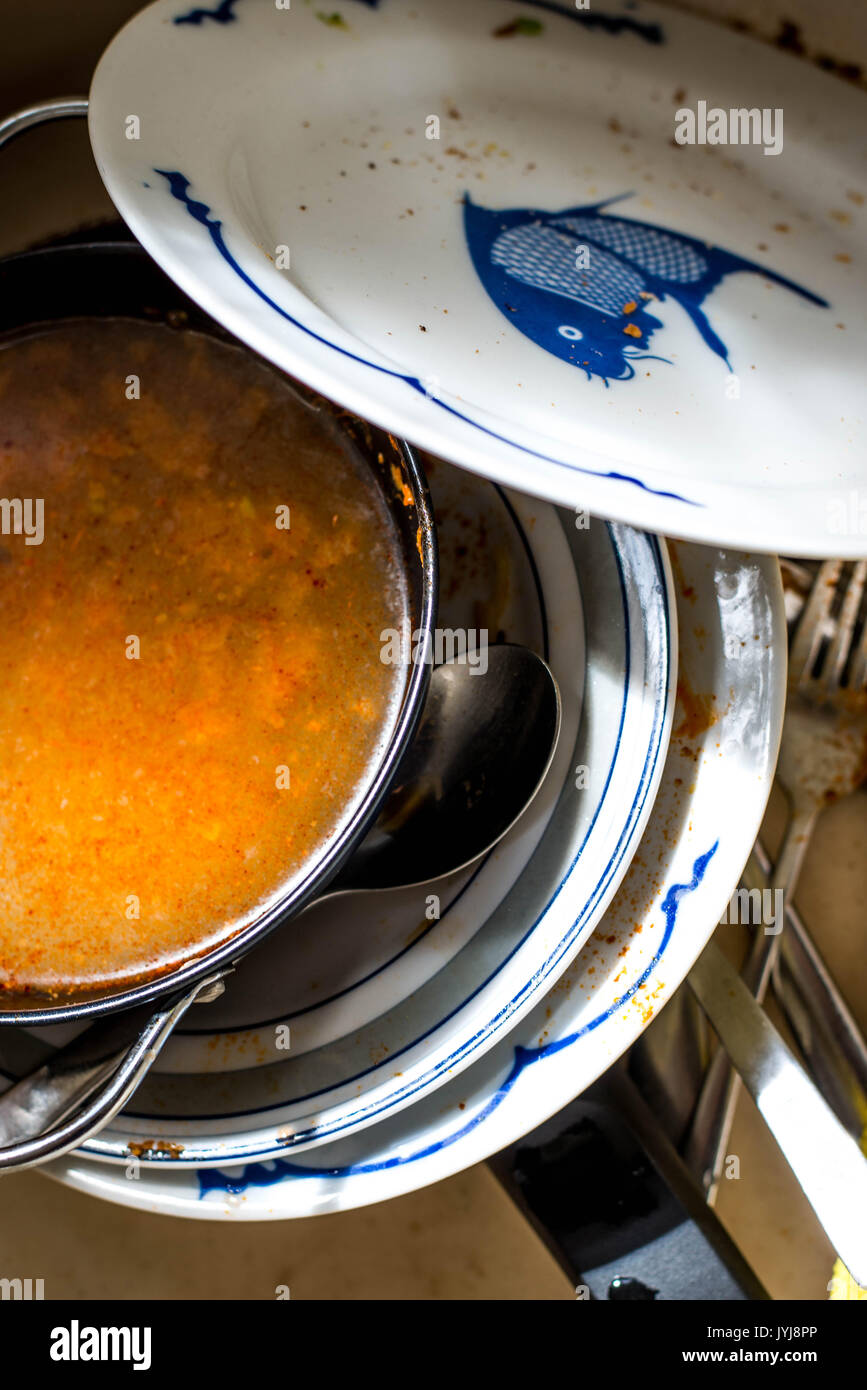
[174, 0, 665, 46]
[196, 843, 717, 1194]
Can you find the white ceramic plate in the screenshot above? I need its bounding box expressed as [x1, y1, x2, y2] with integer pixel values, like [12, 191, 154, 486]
[42, 536, 785, 1216]
[2, 458, 674, 1163]
[89, 0, 866, 555]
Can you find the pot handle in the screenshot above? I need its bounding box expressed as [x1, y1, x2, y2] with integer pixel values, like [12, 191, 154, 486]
[0, 97, 89, 154]
[0, 974, 228, 1171]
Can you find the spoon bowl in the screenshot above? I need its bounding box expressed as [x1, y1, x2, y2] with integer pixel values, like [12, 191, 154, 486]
[333, 645, 561, 893]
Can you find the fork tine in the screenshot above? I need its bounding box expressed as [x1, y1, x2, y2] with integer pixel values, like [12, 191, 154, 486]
[850, 589, 867, 691]
[789, 559, 842, 688]
[819, 559, 867, 694]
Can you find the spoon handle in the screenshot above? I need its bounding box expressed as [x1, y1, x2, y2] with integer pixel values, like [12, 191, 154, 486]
[0, 975, 225, 1171]
[688, 939, 867, 1288]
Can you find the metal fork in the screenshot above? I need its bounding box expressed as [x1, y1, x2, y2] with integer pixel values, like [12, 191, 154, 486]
[687, 558, 867, 1198]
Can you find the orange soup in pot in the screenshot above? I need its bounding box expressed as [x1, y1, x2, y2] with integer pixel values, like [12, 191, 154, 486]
[0, 319, 408, 996]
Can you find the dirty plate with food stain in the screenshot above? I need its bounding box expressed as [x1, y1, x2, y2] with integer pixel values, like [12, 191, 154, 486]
[89, 0, 866, 554]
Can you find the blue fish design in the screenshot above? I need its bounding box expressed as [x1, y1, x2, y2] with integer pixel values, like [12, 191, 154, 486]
[464, 193, 828, 384]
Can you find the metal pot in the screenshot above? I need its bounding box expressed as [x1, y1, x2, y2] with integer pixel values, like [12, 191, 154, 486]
[0, 104, 437, 1163]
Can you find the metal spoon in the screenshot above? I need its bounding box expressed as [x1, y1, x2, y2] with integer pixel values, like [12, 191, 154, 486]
[0, 646, 561, 1170]
[332, 643, 562, 892]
